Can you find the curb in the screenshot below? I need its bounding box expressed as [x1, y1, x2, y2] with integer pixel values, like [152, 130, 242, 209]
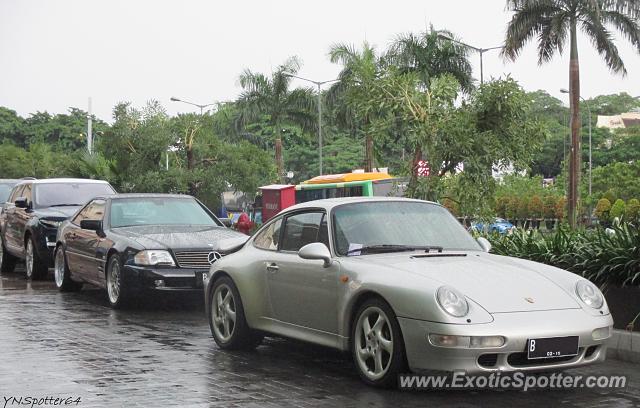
[606, 329, 640, 364]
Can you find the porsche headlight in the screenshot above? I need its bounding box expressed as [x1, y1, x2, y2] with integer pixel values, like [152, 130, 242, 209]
[436, 286, 469, 317]
[575, 280, 604, 309]
[134, 250, 175, 266]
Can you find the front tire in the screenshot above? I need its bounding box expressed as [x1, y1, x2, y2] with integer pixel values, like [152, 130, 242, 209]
[106, 255, 132, 309]
[54, 247, 82, 292]
[208, 276, 262, 350]
[25, 237, 48, 280]
[0, 236, 17, 274]
[352, 297, 407, 388]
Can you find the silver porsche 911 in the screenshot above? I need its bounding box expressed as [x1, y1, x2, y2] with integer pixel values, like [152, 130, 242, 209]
[204, 197, 613, 387]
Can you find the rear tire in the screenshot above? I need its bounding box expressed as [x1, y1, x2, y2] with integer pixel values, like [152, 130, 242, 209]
[208, 276, 262, 350]
[25, 237, 48, 280]
[106, 255, 132, 309]
[0, 236, 17, 274]
[54, 247, 82, 292]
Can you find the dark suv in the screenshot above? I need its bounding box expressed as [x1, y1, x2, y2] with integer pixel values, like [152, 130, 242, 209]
[0, 178, 116, 279]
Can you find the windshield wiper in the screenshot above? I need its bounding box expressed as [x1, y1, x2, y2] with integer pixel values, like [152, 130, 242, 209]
[49, 204, 83, 207]
[345, 244, 444, 255]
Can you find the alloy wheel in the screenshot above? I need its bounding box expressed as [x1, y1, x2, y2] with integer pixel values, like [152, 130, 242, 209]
[54, 249, 64, 288]
[354, 306, 394, 381]
[107, 261, 121, 304]
[25, 240, 34, 279]
[211, 283, 237, 342]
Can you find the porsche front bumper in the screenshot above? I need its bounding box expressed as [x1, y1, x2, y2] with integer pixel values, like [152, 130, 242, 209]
[398, 308, 613, 374]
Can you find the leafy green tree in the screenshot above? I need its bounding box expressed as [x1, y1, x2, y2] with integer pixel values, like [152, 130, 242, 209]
[236, 57, 315, 182]
[0, 107, 27, 146]
[587, 92, 640, 115]
[386, 26, 473, 92]
[503, 0, 640, 227]
[589, 161, 640, 201]
[328, 42, 387, 172]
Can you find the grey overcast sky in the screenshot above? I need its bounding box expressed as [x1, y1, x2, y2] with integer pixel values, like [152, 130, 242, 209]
[1, 0, 639, 121]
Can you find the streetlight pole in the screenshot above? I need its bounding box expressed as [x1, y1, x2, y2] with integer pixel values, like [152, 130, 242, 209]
[283, 73, 339, 175]
[561, 88, 592, 222]
[170, 97, 215, 115]
[437, 35, 503, 85]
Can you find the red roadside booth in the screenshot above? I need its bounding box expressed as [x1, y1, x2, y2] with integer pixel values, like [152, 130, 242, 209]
[260, 184, 296, 222]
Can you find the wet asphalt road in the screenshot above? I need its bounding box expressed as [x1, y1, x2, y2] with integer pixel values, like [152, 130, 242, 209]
[0, 268, 639, 408]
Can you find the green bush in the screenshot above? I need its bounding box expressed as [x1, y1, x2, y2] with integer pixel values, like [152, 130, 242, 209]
[610, 199, 626, 220]
[543, 195, 557, 219]
[626, 198, 640, 223]
[528, 195, 544, 219]
[595, 198, 612, 222]
[485, 224, 640, 286]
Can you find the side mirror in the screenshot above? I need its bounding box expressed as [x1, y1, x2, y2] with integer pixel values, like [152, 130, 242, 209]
[298, 242, 332, 268]
[15, 197, 28, 209]
[477, 237, 492, 253]
[220, 217, 232, 227]
[80, 219, 103, 233]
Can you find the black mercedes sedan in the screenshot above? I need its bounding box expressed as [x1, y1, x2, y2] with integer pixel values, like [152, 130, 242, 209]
[54, 194, 248, 308]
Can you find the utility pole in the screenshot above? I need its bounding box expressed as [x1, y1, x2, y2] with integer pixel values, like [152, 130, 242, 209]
[282, 73, 339, 176]
[87, 97, 93, 155]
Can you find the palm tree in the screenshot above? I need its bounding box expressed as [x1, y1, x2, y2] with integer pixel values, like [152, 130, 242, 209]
[387, 26, 474, 93]
[386, 27, 474, 183]
[328, 42, 383, 172]
[237, 57, 315, 182]
[502, 0, 640, 227]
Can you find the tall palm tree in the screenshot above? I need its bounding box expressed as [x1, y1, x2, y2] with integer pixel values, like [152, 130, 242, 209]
[387, 26, 474, 93]
[386, 27, 474, 182]
[237, 57, 315, 182]
[502, 0, 640, 227]
[329, 42, 383, 172]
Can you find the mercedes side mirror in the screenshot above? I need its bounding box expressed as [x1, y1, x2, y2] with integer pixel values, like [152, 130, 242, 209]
[298, 242, 332, 268]
[14, 197, 28, 209]
[80, 219, 103, 234]
[477, 237, 492, 253]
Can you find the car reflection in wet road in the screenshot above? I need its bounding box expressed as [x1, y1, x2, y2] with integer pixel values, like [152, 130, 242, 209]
[0, 269, 638, 407]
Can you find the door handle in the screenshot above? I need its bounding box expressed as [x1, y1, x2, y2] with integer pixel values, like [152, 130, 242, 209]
[266, 263, 279, 273]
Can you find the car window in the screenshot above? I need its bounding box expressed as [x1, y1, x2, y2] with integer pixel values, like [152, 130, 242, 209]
[85, 200, 106, 221]
[9, 185, 25, 203]
[21, 184, 32, 203]
[253, 218, 282, 251]
[109, 197, 219, 227]
[0, 184, 14, 203]
[34, 182, 114, 208]
[72, 200, 105, 225]
[280, 212, 325, 252]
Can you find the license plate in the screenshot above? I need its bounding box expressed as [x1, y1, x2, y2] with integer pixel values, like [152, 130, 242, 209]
[527, 336, 579, 359]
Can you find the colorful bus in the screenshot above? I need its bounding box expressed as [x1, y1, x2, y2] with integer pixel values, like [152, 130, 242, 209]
[295, 172, 407, 204]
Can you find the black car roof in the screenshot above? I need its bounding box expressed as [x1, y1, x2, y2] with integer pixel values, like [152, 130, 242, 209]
[99, 193, 196, 200]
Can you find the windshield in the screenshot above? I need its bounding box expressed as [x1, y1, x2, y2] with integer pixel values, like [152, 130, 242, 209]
[0, 183, 15, 203]
[333, 201, 481, 255]
[110, 197, 220, 228]
[35, 183, 115, 208]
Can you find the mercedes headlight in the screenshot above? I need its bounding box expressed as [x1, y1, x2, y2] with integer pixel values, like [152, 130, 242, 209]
[436, 286, 469, 317]
[40, 219, 62, 229]
[575, 280, 604, 309]
[134, 250, 175, 266]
